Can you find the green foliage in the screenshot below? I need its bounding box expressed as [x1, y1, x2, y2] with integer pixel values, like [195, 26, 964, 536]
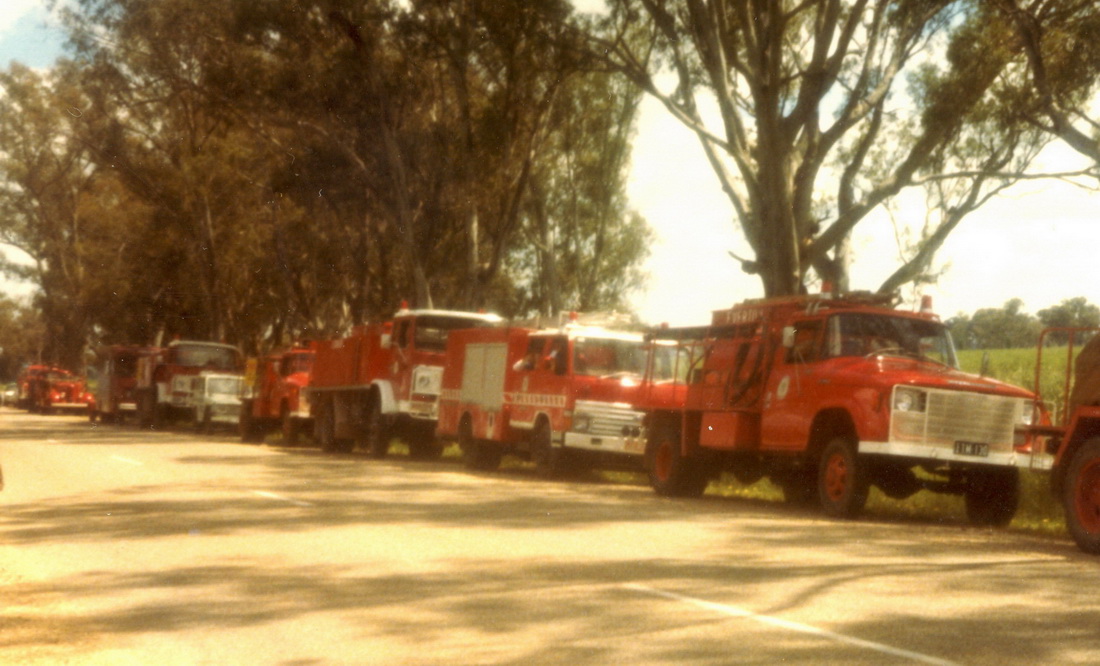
[0, 0, 653, 364]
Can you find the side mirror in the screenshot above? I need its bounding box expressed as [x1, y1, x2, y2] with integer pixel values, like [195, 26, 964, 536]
[782, 326, 797, 349]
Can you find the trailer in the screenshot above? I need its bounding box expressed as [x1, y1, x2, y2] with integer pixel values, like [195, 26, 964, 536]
[89, 345, 158, 424]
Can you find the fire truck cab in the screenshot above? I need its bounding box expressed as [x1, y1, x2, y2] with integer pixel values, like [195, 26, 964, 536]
[307, 307, 502, 458]
[640, 291, 1048, 525]
[437, 314, 675, 475]
[240, 345, 315, 445]
[18, 364, 93, 415]
[136, 340, 244, 428]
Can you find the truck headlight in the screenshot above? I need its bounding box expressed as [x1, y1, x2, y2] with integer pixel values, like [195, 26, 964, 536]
[573, 413, 591, 433]
[893, 387, 926, 413]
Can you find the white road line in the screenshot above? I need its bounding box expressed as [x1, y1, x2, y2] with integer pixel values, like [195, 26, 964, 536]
[623, 583, 960, 666]
[250, 490, 314, 508]
[110, 455, 144, 466]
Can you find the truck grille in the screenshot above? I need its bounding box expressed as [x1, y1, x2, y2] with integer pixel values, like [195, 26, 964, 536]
[574, 400, 643, 437]
[891, 388, 1025, 452]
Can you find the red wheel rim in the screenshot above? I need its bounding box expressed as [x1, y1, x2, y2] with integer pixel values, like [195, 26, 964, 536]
[654, 440, 674, 482]
[1074, 458, 1100, 533]
[824, 452, 849, 502]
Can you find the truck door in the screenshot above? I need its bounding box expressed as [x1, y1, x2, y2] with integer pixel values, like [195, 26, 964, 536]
[761, 319, 825, 451]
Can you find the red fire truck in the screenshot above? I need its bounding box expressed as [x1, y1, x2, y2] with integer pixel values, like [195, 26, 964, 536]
[1023, 327, 1100, 553]
[240, 344, 315, 445]
[436, 314, 682, 474]
[307, 307, 503, 458]
[638, 291, 1048, 526]
[89, 345, 158, 423]
[135, 340, 244, 428]
[17, 364, 94, 414]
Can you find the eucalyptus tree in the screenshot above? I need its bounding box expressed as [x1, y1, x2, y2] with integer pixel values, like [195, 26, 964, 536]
[989, 0, 1100, 164]
[578, 0, 1066, 297]
[0, 62, 114, 369]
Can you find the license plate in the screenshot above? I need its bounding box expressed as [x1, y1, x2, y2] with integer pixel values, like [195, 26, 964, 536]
[954, 441, 990, 457]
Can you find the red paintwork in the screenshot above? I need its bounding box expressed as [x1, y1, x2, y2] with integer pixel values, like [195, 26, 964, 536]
[17, 364, 93, 412]
[93, 346, 158, 419]
[639, 292, 1036, 457]
[246, 346, 315, 421]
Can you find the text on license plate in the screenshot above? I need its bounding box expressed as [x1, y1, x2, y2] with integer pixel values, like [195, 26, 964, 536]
[954, 441, 990, 457]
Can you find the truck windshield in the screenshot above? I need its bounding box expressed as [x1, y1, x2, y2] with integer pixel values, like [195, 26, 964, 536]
[573, 338, 648, 378]
[414, 316, 498, 351]
[175, 345, 240, 370]
[826, 313, 957, 368]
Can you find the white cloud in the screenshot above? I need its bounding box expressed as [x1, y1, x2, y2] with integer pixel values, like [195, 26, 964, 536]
[0, 2, 41, 33]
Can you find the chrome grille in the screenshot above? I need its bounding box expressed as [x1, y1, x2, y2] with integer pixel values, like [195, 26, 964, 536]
[891, 388, 1024, 452]
[574, 400, 642, 437]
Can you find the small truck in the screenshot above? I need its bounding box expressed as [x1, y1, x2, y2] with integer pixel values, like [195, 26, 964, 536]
[191, 372, 244, 433]
[135, 340, 244, 428]
[436, 313, 681, 475]
[307, 307, 502, 458]
[240, 344, 315, 444]
[637, 290, 1049, 525]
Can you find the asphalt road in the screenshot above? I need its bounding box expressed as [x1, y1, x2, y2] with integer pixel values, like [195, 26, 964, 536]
[2, 408, 1099, 665]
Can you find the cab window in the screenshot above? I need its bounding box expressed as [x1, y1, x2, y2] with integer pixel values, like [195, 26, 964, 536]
[786, 321, 822, 364]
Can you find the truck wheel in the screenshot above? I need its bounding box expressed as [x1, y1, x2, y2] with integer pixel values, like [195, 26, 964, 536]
[317, 398, 337, 453]
[1064, 438, 1100, 553]
[460, 417, 501, 471]
[531, 420, 566, 478]
[199, 407, 213, 435]
[407, 422, 443, 461]
[778, 467, 818, 507]
[362, 397, 390, 458]
[281, 404, 300, 446]
[817, 437, 869, 518]
[965, 467, 1018, 527]
[645, 421, 708, 498]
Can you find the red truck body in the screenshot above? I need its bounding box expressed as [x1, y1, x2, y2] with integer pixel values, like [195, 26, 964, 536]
[17, 364, 93, 414]
[436, 318, 681, 474]
[135, 340, 244, 428]
[638, 291, 1047, 525]
[90, 346, 158, 423]
[1020, 327, 1100, 554]
[307, 308, 503, 458]
[240, 345, 316, 444]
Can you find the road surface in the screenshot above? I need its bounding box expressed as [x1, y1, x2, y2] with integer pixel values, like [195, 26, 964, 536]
[2, 408, 1099, 665]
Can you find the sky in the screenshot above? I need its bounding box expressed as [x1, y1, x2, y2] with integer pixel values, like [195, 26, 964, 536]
[1, 2, 1099, 327]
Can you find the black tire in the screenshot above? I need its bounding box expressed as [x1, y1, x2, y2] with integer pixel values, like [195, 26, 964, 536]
[1063, 437, 1100, 554]
[199, 407, 213, 435]
[281, 403, 300, 446]
[964, 466, 1019, 527]
[531, 419, 566, 478]
[778, 467, 818, 507]
[362, 396, 390, 458]
[316, 397, 338, 453]
[407, 422, 443, 460]
[460, 416, 502, 471]
[644, 419, 709, 498]
[240, 402, 265, 443]
[817, 437, 869, 519]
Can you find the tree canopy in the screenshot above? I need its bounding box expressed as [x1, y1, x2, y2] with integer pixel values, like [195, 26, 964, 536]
[0, 0, 652, 369]
[577, 0, 1099, 297]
